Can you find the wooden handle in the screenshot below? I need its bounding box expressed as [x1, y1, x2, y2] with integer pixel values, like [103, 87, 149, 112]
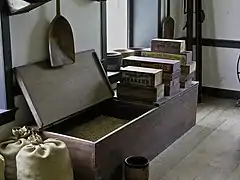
[56, 0, 60, 15]
[167, 0, 170, 17]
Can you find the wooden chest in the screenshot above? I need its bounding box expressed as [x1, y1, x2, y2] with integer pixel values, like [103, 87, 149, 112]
[15, 50, 198, 180]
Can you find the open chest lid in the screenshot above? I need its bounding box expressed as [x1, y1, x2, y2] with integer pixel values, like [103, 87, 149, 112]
[15, 49, 114, 129]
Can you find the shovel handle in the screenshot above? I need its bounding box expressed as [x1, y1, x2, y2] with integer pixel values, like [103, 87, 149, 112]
[167, 0, 170, 17]
[56, 0, 60, 15]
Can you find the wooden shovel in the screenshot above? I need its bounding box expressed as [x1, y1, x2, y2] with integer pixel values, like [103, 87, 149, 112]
[48, 0, 75, 67]
[162, 0, 175, 39]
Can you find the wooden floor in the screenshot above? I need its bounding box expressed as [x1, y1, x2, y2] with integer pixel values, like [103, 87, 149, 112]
[150, 97, 240, 180]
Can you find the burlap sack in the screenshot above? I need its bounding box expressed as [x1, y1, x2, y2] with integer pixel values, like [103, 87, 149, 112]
[0, 127, 31, 180]
[16, 133, 74, 180]
[0, 154, 4, 180]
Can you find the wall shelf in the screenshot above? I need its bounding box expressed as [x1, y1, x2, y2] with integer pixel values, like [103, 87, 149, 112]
[0, 108, 17, 126]
[8, 0, 105, 16]
[7, 0, 52, 16]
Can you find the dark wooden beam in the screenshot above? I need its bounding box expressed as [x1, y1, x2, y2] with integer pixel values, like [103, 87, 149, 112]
[128, 0, 134, 47]
[195, 0, 203, 103]
[0, 0, 4, 10]
[186, 0, 193, 51]
[1, 4, 15, 109]
[157, 0, 162, 38]
[100, 1, 107, 60]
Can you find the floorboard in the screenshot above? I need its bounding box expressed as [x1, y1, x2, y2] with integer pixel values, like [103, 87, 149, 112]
[150, 97, 240, 180]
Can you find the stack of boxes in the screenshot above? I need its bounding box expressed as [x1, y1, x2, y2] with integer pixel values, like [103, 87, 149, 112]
[116, 38, 196, 104]
[117, 66, 164, 104]
[142, 38, 196, 89]
[180, 57, 196, 88]
[122, 56, 180, 96]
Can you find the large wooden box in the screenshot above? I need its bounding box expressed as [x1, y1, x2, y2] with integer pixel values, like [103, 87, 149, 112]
[15, 50, 198, 180]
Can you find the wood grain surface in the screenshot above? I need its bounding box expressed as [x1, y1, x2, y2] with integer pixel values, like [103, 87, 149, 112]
[150, 97, 240, 180]
[15, 50, 113, 129]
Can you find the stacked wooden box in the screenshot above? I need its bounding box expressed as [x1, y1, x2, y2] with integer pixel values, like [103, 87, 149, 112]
[141, 38, 196, 89]
[122, 56, 181, 96]
[117, 66, 164, 104]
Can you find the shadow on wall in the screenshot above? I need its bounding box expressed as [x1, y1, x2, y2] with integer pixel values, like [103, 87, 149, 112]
[27, 0, 91, 64]
[202, 0, 220, 87]
[28, 6, 50, 63]
[172, 0, 185, 38]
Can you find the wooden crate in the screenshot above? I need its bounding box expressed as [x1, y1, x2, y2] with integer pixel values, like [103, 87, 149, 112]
[180, 79, 193, 88]
[15, 50, 198, 180]
[151, 39, 186, 54]
[117, 83, 165, 102]
[121, 66, 163, 87]
[122, 56, 180, 73]
[181, 61, 196, 75]
[163, 71, 181, 81]
[164, 82, 180, 96]
[141, 50, 192, 65]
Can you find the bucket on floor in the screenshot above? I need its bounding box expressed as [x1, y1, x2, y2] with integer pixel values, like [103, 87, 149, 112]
[124, 156, 149, 180]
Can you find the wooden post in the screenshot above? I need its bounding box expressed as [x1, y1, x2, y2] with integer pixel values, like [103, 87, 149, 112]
[1, 2, 15, 109]
[186, 0, 193, 51]
[195, 0, 203, 103]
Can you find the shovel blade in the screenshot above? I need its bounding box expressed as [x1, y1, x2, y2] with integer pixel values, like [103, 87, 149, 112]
[162, 17, 175, 39]
[49, 15, 75, 67]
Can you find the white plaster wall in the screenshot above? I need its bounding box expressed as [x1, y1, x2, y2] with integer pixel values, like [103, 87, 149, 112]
[170, 0, 240, 91]
[167, 0, 186, 38]
[10, 0, 101, 67]
[202, 0, 240, 40]
[202, 47, 240, 91]
[201, 0, 240, 90]
[107, 0, 128, 51]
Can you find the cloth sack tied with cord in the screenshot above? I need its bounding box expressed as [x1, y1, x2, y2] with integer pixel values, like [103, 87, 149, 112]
[16, 133, 74, 180]
[0, 126, 31, 180]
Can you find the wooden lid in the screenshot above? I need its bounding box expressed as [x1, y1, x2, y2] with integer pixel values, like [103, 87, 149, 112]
[15, 50, 114, 129]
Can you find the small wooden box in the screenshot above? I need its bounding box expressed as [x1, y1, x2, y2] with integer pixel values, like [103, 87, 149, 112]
[141, 50, 192, 65]
[164, 77, 179, 87]
[15, 50, 198, 180]
[180, 72, 195, 82]
[180, 79, 193, 88]
[120, 66, 163, 87]
[117, 83, 165, 102]
[113, 49, 135, 58]
[122, 56, 180, 73]
[164, 82, 180, 96]
[181, 61, 196, 75]
[151, 39, 186, 54]
[163, 70, 181, 81]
